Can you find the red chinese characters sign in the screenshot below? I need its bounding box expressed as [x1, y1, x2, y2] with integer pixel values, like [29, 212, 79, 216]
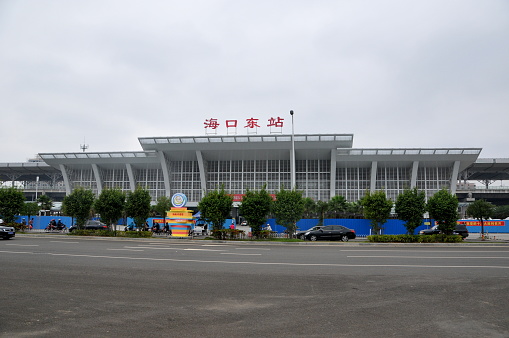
[204, 117, 285, 134]
[230, 194, 276, 202]
[458, 220, 505, 226]
[204, 118, 220, 129]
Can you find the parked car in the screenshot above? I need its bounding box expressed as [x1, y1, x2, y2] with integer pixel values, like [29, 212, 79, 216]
[304, 225, 356, 241]
[0, 225, 15, 240]
[69, 220, 108, 232]
[295, 226, 325, 240]
[419, 224, 469, 239]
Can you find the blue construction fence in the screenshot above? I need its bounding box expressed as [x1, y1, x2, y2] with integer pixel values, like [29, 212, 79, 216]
[15, 216, 509, 235]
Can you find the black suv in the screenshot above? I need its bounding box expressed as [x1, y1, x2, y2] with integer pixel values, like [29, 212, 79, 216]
[419, 224, 469, 239]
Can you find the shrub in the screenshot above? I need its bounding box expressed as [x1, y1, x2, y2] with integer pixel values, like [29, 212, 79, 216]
[211, 229, 245, 240]
[118, 231, 153, 238]
[367, 234, 463, 243]
[9, 222, 25, 231]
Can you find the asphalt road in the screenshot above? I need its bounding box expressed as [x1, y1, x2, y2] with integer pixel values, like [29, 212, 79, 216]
[1, 235, 509, 337]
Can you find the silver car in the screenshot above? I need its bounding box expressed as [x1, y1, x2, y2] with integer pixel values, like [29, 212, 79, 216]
[0, 225, 15, 240]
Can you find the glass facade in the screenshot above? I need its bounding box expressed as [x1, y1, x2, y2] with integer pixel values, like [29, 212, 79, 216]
[375, 163, 412, 201]
[170, 161, 201, 202]
[103, 168, 130, 190]
[296, 160, 330, 201]
[207, 159, 291, 193]
[336, 165, 370, 202]
[60, 159, 457, 203]
[135, 168, 166, 200]
[416, 166, 452, 198]
[68, 167, 98, 194]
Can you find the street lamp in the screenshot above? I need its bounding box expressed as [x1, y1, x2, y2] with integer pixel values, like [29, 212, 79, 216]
[35, 176, 39, 201]
[290, 110, 295, 189]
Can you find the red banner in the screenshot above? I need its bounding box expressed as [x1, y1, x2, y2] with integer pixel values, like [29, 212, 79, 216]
[458, 220, 505, 226]
[230, 194, 276, 202]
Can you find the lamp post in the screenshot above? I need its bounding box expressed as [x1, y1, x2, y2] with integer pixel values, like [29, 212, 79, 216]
[35, 176, 39, 201]
[290, 110, 295, 189]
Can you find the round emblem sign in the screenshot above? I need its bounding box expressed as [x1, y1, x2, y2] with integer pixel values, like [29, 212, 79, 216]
[171, 193, 187, 208]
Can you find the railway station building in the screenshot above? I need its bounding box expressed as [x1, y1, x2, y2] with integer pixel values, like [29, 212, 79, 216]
[2, 133, 487, 207]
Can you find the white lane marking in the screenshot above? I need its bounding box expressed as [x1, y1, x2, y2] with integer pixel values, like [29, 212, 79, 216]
[107, 249, 144, 252]
[201, 245, 230, 247]
[124, 246, 177, 250]
[147, 243, 193, 245]
[0, 250, 508, 269]
[50, 241, 80, 244]
[221, 253, 262, 256]
[348, 256, 509, 259]
[235, 248, 271, 251]
[123, 246, 226, 252]
[184, 248, 227, 252]
[5, 244, 39, 247]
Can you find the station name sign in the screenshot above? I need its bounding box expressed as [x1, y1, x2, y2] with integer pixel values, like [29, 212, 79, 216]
[204, 117, 285, 134]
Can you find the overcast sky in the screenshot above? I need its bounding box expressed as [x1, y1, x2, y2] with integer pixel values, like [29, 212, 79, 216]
[1, 0, 508, 162]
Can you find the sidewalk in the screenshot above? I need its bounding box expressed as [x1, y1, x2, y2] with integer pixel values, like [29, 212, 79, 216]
[466, 233, 509, 241]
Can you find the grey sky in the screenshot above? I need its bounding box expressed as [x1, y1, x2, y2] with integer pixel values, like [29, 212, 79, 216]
[1, 0, 508, 162]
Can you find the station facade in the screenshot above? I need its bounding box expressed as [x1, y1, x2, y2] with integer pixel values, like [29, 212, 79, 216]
[36, 133, 481, 206]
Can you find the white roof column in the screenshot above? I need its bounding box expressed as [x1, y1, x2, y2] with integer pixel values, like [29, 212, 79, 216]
[91, 164, 103, 195]
[411, 161, 419, 188]
[196, 150, 207, 198]
[125, 163, 136, 192]
[450, 160, 461, 194]
[330, 149, 337, 199]
[59, 164, 71, 195]
[370, 161, 378, 192]
[157, 151, 171, 197]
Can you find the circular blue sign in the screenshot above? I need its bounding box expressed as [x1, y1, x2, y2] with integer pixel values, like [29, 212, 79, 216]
[171, 193, 187, 207]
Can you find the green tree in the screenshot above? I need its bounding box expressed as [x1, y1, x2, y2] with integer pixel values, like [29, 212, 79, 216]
[125, 186, 152, 230]
[345, 201, 363, 218]
[94, 188, 126, 231]
[466, 199, 495, 240]
[239, 186, 273, 235]
[427, 189, 459, 234]
[62, 187, 95, 228]
[395, 187, 426, 234]
[198, 187, 233, 231]
[0, 187, 25, 223]
[492, 205, 509, 220]
[154, 196, 172, 217]
[315, 200, 329, 226]
[272, 187, 305, 237]
[328, 195, 347, 218]
[302, 197, 316, 218]
[37, 194, 53, 212]
[361, 190, 393, 234]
